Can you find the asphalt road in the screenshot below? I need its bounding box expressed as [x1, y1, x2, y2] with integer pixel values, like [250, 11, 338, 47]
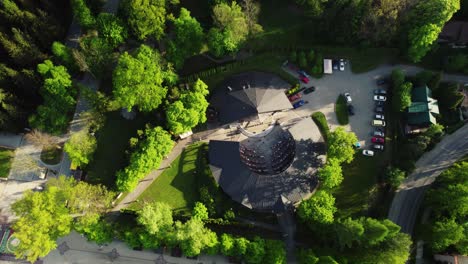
[388, 124, 468, 234]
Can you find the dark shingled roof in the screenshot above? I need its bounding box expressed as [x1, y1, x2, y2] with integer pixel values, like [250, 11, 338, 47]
[210, 72, 293, 124]
[208, 119, 325, 213]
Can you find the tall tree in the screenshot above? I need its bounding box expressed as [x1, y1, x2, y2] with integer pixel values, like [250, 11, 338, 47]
[318, 158, 343, 189]
[174, 218, 218, 257]
[298, 190, 337, 225]
[208, 1, 249, 56]
[406, 0, 460, 62]
[166, 79, 209, 135]
[128, 0, 166, 40]
[30, 60, 76, 134]
[167, 8, 204, 69]
[137, 202, 173, 243]
[71, 0, 96, 29]
[96, 13, 128, 48]
[241, 0, 263, 35]
[64, 130, 97, 167]
[244, 237, 266, 264]
[113, 45, 174, 112]
[327, 127, 357, 164]
[360, 217, 389, 247]
[116, 126, 174, 192]
[334, 217, 364, 250]
[12, 187, 72, 262]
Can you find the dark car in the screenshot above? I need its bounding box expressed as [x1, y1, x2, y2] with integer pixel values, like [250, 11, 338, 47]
[373, 144, 384, 151]
[374, 89, 387, 95]
[348, 105, 355, 115]
[303, 86, 316, 94]
[375, 101, 385, 107]
[376, 78, 387, 86]
[375, 106, 384, 113]
[293, 100, 305, 109]
[300, 76, 309, 84]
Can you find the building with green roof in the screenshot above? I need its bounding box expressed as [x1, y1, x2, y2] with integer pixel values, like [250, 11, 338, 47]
[407, 85, 439, 126]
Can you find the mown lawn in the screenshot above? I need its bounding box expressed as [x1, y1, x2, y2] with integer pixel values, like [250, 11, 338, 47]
[333, 154, 382, 218]
[129, 142, 208, 213]
[0, 148, 14, 178]
[86, 111, 151, 189]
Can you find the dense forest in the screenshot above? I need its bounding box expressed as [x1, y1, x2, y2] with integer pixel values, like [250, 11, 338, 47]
[0, 0, 71, 132]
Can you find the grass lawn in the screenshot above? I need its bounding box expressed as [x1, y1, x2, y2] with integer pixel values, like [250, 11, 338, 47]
[333, 153, 388, 218]
[335, 95, 349, 125]
[86, 111, 151, 189]
[129, 142, 208, 214]
[0, 148, 14, 178]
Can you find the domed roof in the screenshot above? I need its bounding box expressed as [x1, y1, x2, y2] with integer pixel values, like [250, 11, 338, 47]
[239, 126, 295, 175]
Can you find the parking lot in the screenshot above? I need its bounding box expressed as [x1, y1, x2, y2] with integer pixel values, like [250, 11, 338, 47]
[282, 62, 388, 148]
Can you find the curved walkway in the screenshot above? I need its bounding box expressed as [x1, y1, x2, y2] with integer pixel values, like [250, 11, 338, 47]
[388, 124, 468, 234]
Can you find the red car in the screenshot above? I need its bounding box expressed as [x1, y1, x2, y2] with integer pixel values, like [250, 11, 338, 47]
[288, 93, 302, 102]
[300, 76, 309, 84]
[371, 137, 385, 143]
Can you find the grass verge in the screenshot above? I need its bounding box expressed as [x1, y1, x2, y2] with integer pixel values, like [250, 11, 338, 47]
[0, 148, 14, 178]
[311, 112, 330, 141]
[335, 95, 349, 125]
[333, 154, 382, 218]
[128, 142, 208, 214]
[86, 111, 150, 189]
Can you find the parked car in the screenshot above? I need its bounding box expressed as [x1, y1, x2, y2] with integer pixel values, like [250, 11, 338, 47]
[371, 137, 385, 143]
[348, 105, 355, 115]
[373, 144, 384, 151]
[332, 60, 339, 70]
[344, 93, 352, 104]
[288, 93, 302, 102]
[303, 87, 316, 94]
[300, 76, 309, 84]
[362, 150, 374, 156]
[293, 100, 305, 109]
[375, 106, 384, 113]
[298, 70, 310, 78]
[375, 114, 385, 120]
[375, 101, 385, 107]
[339, 59, 345, 71]
[372, 120, 386, 127]
[374, 95, 387, 102]
[374, 89, 387, 95]
[373, 130, 385, 137]
[376, 78, 387, 85]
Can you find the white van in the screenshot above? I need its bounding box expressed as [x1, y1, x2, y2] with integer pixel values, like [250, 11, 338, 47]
[372, 120, 386, 127]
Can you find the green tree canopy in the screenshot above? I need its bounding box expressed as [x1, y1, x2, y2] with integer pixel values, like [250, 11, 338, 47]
[263, 240, 286, 264]
[64, 130, 97, 167]
[128, 0, 166, 40]
[384, 166, 406, 189]
[360, 217, 389, 247]
[116, 126, 174, 192]
[174, 218, 218, 257]
[318, 158, 343, 189]
[192, 202, 209, 221]
[244, 236, 265, 264]
[30, 60, 76, 134]
[220, 233, 236, 256]
[406, 0, 460, 62]
[113, 45, 175, 112]
[166, 79, 209, 135]
[334, 217, 364, 250]
[71, 0, 96, 29]
[298, 190, 337, 225]
[208, 1, 250, 56]
[327, 127, 357, 164]
[137, 202, 173, 240]
[167, 8, 204, 69]
[12, 176, 114, 262]
[297, 248, 319, 264]
[96, 13, 128, 48]
[12, 187, 72, 262]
